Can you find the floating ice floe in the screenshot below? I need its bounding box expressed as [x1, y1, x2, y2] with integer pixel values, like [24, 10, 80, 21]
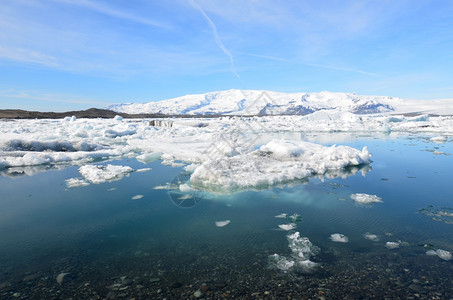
[426, 249, 452, 261]
[2, 113, 453, 191]
[363, 233, 380, 241]
[278, 224, 296, 231]
[79, 164, 134, 184]
[66, 164, 134, 188]
[131, 194, 144, 200]
[330, 233, 349, 243]
[136, 168, 152, 172]
[65, 178, 90, 188]
[190, 139, 371, 192]
[275, 213, 287, 218]
[215, 220, 231, 227]
[429, 136, 447, 144]
[385, 242, 400, 249]
[351, 193, 383, 205]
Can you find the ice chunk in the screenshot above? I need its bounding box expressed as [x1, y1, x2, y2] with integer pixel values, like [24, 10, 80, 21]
[363, 233, 380, 241]
[191, 140, 371, 192]
[79, 164, 134, 184]
[278, 223, 296, 231]
[430, 136, 447, 144]
[215, 220, 231, 227]
[426, 250, 438, 256]
[268, 254, 295, 271]
[65, 178, 89, 188]
[269, 231, 320, 273]
[435, 249, 452, 261]
[131, 194, 144, 200]
[114, 115, 123, 121]
[275, 213, 287, 218]
[179, 183, 192, 192]
[136, 168, 152, 172]
[385, 242, 400, 249]
[330, 233, 349, 243]
[351, 193, 382, 204]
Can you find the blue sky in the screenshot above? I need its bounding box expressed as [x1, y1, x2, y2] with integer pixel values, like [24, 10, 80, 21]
[1, 0, 452, 111]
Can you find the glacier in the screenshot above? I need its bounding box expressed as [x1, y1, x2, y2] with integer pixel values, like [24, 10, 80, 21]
[107, 89, 453, 116]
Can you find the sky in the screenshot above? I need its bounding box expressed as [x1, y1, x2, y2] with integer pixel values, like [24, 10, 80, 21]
[1, 0, 452, 111]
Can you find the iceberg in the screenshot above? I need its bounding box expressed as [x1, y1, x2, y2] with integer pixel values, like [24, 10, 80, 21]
[351, 193, 383, 204]
[190, 139, 371, 192]
[330, 233, 349, 243]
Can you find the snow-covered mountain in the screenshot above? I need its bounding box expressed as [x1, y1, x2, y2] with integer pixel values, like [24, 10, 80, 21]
[106, 89, 453, 116]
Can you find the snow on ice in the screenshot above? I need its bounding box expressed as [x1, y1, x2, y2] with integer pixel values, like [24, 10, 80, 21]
[1, 105, 453, 191]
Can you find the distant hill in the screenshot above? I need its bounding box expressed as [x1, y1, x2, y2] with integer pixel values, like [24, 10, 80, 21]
[0, 108, 170, 119]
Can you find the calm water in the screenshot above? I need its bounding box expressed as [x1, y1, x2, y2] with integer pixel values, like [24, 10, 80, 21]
[1, 135, 452, 299]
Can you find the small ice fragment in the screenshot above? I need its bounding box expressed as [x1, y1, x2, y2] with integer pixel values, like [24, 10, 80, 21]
[430, 136, 446, 144]
[435, 249, 452, 261]
[351, 193, 382, 204]
[65, 178, 89, 188]
[426, 250, 438, 256]
[330, 233, 349, 243]
[107, 187, 117, 191]
[131, 194, 144, 200]
[275, 213, 287, 218]
[215, 220, 231, 227]
[179, 183, 192, 192]
[278, 223, 296, 231]
[178, 194, 193, 200]
[363, 233, 380, 241]
[113, 115, 123, 121]
[136, 168, 152, 172]
[385, 242, 400, 249]
[268, 254, 295, 271]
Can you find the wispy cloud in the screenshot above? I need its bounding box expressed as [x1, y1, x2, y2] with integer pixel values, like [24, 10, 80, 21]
[55, 0, 170, 28]
[238, 52, 378, 77]
[188, 0, 240, 79]
[0, 46, 59, 67]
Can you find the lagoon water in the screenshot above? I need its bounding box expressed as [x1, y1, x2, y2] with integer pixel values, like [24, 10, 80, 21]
[1, 134, 452, 298]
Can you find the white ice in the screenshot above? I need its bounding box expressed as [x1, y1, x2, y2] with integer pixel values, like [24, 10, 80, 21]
[2, 109, 453, 192]
[215, 220, 231, 227]
[131, 194, 144, 200]
[278, 224, 296, 231]
[385, 242, 400, 249]
[269, 231, 320, 273]
[351, 193, 383, 204]
[363, 233, 380, 241]
[330, 233, 349, 243]
[426, 249, 452, 261]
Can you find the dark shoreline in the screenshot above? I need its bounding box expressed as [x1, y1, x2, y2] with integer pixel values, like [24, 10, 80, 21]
[0, 108, 230, 119]
[0, 108, 441, 119]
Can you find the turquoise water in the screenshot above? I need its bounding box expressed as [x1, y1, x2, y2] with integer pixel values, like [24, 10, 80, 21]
[0, 136, 452, 298]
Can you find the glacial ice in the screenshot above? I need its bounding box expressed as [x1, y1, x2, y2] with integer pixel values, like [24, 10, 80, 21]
[330, 233, 349, 243]
[351, 193, 383, 204]
[385, 242, 400, 249]
[215, 220, 231, 227]
[1, 112, 453, 192]
[426, 249, 452, 261]
[363, 233, 380, 241]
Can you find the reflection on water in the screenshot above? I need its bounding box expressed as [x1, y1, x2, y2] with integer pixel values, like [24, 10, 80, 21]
[0, 137, 453, 298]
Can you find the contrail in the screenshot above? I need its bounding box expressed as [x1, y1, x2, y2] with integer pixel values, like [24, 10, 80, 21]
[188, 0, 240, 79]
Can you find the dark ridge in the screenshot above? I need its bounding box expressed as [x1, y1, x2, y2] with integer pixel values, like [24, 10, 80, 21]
[0, 108, 239, 119]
